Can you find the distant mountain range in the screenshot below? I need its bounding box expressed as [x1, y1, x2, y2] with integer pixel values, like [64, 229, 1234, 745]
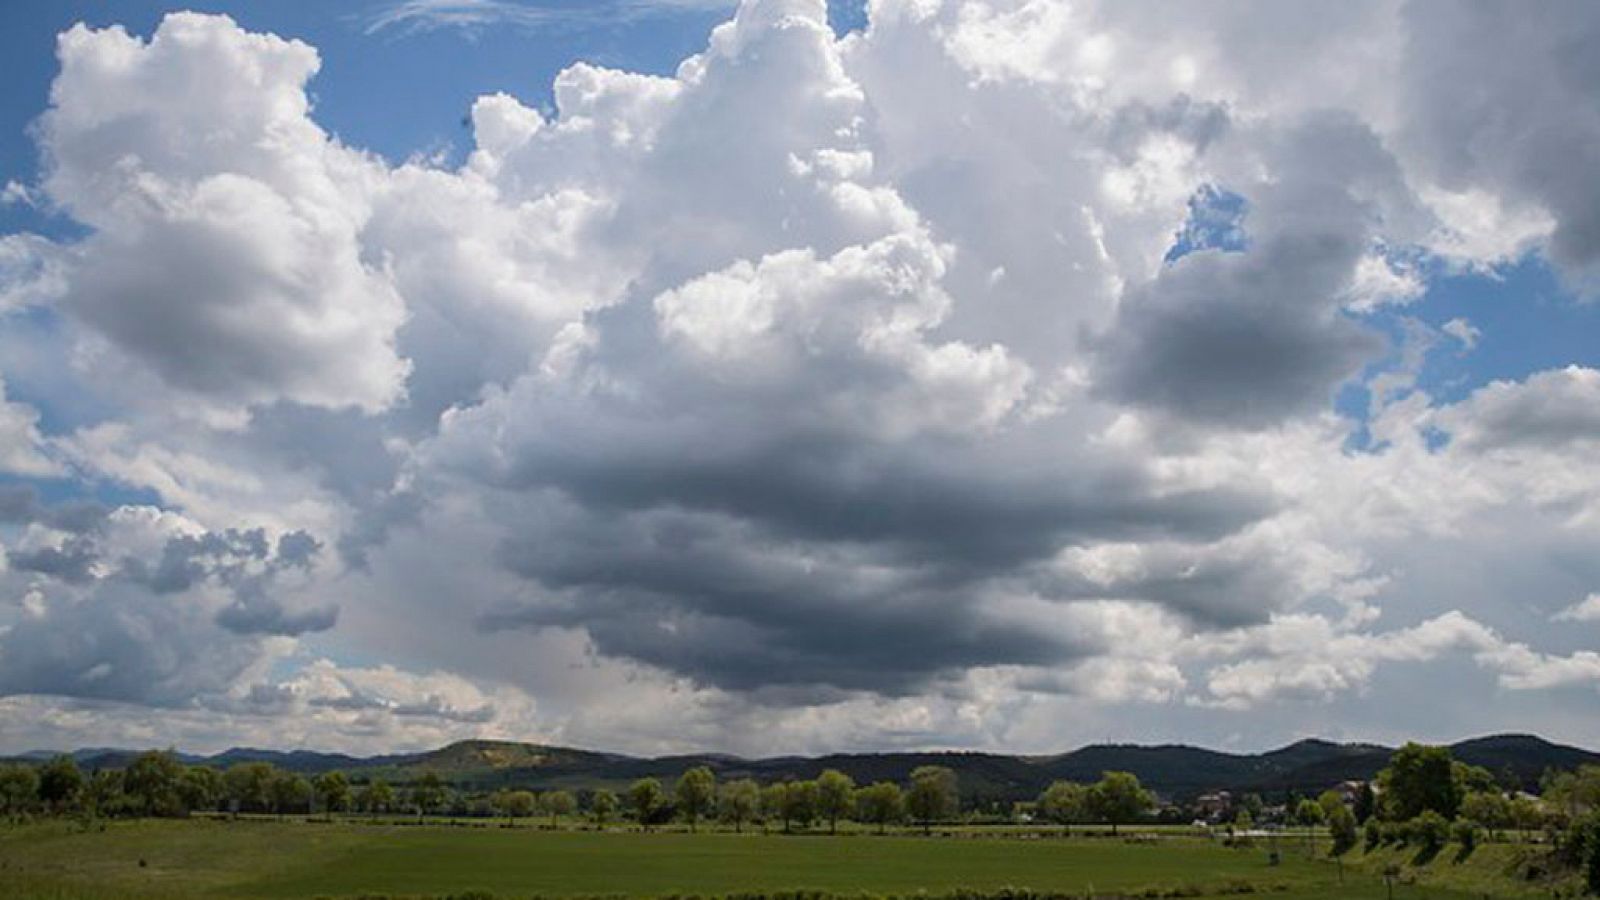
[11, 733, 1597, 803]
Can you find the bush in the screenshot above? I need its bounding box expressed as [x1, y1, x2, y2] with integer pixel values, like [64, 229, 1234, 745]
[1363, 819, 1382, 852]
[1450, 820, 1477, 852]
[1410, 811, 1449, 856]
[1381, 821, 1406, 846]
[1562, 811, 1600, 895]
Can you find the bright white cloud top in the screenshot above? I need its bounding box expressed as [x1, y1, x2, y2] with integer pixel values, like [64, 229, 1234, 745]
[1, 0, 1599, 756]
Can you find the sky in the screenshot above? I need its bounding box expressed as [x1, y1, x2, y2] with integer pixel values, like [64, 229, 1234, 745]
[1, 0, 1599, 759]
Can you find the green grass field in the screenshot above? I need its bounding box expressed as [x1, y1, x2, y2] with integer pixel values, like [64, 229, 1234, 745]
[0, 819, 1540, 900]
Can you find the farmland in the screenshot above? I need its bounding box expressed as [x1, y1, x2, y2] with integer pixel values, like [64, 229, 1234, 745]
[0, 818, 1522, 900]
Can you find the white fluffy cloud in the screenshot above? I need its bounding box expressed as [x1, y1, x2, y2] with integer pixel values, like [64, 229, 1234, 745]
[1, 0, 1600, 755]
[37, 14, 409, 414]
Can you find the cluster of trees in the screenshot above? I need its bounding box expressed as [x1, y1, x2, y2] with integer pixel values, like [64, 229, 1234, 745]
[617, 765, 960, 835]
[0, 752, 459, 822]
[1034, 771, 1157, 836]
[0, 752, 973, 835]
[1266, 743, 1600, 894]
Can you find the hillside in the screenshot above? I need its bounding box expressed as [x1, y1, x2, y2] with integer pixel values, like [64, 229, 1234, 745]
[12, 733, 1598, 802]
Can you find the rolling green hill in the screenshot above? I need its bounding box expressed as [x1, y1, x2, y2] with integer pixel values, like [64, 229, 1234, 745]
[12, 732, 1596, 802]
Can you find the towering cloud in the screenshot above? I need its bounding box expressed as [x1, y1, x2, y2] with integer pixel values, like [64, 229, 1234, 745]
[1, 0, 1599, 755]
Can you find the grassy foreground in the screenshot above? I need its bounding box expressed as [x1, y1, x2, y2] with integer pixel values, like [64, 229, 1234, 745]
[0, 819, 1507, 900]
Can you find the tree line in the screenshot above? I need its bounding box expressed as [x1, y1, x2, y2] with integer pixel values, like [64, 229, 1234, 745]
[0, 750, 1163, 838]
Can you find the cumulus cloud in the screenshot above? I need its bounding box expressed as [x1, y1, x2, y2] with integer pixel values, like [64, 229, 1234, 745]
[33, 14, 409, 414]
[3, 0, 1600, 755]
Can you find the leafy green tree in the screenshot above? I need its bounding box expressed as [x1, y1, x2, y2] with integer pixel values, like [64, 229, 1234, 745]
[86, 769, 126, 818]
[179, 766, 223, 814]
[313, 771, 350, 817]
[675, 767, 716, 833]
[1087, 771, 1153, 836]
[816, 769, 855, 835]
[123, 750, 184, 817]
[780, 780, 819, 833]
[358, 778, 395, 815]
[855, 781, 905, 834]
[1328, 803, 1359, 856]
[541, 789, 576, 827]
[493, 789, 536, 825]
[590, 788, 618, 827]
[761, 782, 788, 833]
[1510, 794, 1544, 840]
[718, 779, 760, 833]
[1295, 798, 1326, 854]
[1354, 783, 1376, 823]
[1378, 743, 1463, 821]
[409, 771, 445, 817]
[1544, 766, 1600, 819]
[1364, 817, 1383, 852]
[629, 777, 664, 831]
[1233, 808, 1253, 832]
[1038, 780, 1088, 836]
[223, 762, 274, 814]
[906, 766, 957, 835]
[1460, 790, 1511, 840]
[1572, 811, 1600, 895]
[37, 755, 84, 815]
[270, 771, 312, 817]
[1410, 810, 1450, 856]
[1316, 790, 1345, 822]
[0, 764, 39, 820]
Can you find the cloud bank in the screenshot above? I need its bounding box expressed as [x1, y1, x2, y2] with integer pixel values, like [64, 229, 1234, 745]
[2, 0, 1600, 755]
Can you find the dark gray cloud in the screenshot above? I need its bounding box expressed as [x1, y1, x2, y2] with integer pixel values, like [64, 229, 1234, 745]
[0, 484, 109, 534]
[216, 598, 338, 637]
[1401, 0, 1600, 270]
[9, 536, 99, 584]
[1093, 114, 1404, 427]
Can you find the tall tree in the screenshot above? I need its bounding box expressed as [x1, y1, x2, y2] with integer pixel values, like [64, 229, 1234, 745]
[1086, 771, 1153, 836]
[590, 788, 618, 827]
[270, 771, 312, 818]
[224, 762, 275, 814]
[179, 766, 223, 815]
[780, 780, 819, 833]
[542, 789, 576, 828]
[358, 778, 395, 816]
[1327, 804, 1359, 856]
[855, 781, 905, 834]
[675, 767, 717, 833]
[1294, 798, 1325, 855]
[0, 765, 39, 820]
[123, 750, 184, 817]
[629, 777, 664, 831]
[37, 755, 84, 815]
[718, 779, 760, 833]
[1378, 743, 1462, 821]
[494, 789, 536, 825]
[1038, 781, 1088, 836]
[409, 771, 446, 818]
[86, 769, 126, 818]
[816, 769, 856, 835]
[313, 771, 350, 817]
[761, 782, 789, 834]
[907, 766, 958, 835]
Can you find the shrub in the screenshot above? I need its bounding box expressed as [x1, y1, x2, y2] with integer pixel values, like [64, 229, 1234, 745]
[1363, 819, 1382, 852]
[1450, 819, 1477, 852]
[1410, 811, 1449, 856]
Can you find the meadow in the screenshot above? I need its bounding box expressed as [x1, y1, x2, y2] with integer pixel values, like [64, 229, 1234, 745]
[0, 818, 1528, 900]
